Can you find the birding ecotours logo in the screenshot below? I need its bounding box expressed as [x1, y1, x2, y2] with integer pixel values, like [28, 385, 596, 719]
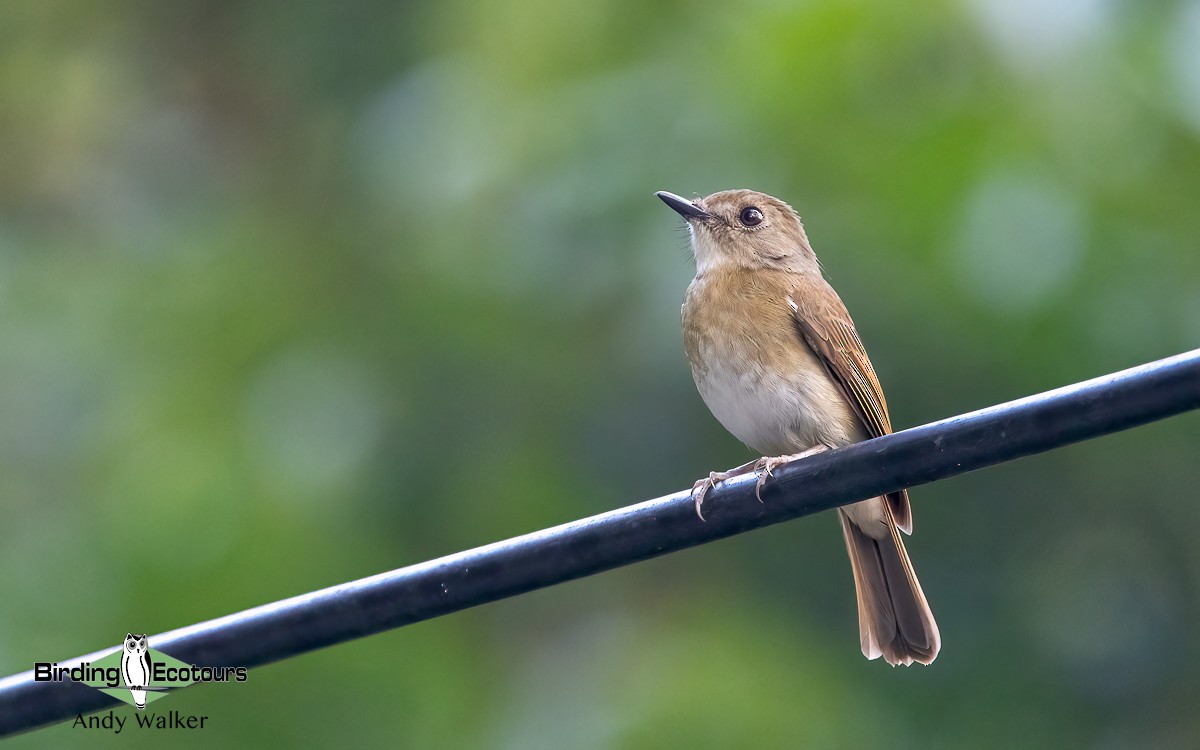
[33, 633, 248, 710]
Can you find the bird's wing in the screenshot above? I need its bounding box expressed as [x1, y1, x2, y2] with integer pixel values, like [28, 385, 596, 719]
[788, 287, 912, 534]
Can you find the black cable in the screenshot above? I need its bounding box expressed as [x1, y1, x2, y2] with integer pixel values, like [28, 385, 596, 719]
[1, 349, 1197, 736]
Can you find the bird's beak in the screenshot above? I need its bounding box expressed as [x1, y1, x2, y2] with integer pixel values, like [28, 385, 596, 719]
[655, 191, 711, 221]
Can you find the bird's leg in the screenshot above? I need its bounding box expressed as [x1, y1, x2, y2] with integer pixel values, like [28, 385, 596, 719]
[690, 458, 760, 521]
[754, 445, 831, 502]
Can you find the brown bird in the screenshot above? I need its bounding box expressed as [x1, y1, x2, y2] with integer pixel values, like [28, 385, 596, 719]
[656, 188, 940, 666]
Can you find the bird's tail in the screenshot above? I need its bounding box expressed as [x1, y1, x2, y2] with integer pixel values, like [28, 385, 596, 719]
[838, 506, 940, 666]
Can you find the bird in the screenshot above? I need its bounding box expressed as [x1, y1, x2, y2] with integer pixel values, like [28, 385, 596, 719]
[120, 633, 152, 710]
[655, 188, 940, 666]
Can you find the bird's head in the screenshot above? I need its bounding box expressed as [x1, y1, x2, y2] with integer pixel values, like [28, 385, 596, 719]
[655, 189, 819, 276]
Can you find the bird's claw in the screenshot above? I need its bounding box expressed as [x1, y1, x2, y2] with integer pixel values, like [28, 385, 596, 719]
[752, 447, 831, 502]
[690, 472, 720, 522]
[689, 452, 815, 521]
[753, 455, 792, 502]
[753, 458, 777, 503]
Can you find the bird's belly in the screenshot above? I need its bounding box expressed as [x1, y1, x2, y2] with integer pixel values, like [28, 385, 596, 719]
[692, 343, 862, 456]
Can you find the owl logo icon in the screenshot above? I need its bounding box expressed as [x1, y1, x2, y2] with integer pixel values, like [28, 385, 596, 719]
[120, 633, 152, 710]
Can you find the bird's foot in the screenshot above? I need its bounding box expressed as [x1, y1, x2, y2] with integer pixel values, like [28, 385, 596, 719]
[753, 446, 831, 502]
[690, 458, 759, 521]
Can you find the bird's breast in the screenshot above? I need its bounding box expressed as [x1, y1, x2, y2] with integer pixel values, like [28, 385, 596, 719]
[682, 270, 862, 455]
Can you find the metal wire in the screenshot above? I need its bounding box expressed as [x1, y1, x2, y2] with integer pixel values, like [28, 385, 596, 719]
[2, 349, 1198, 736]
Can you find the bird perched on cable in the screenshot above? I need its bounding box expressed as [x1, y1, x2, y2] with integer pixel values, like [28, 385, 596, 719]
[655, 188, 940, 666]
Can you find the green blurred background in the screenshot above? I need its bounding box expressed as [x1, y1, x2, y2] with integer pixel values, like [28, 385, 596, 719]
[2, 1, 1199, 747]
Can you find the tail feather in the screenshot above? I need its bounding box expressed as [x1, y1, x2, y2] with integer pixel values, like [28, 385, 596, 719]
[838, 506, 940, 666]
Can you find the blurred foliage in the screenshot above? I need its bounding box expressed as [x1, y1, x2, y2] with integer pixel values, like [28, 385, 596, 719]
[1, 0, 1198, 747]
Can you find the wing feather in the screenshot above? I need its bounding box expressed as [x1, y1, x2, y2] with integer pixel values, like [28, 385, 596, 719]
[789, 288, 912, 534]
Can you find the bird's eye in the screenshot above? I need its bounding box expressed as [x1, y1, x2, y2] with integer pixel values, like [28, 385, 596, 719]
[739, 207, 764, 227]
